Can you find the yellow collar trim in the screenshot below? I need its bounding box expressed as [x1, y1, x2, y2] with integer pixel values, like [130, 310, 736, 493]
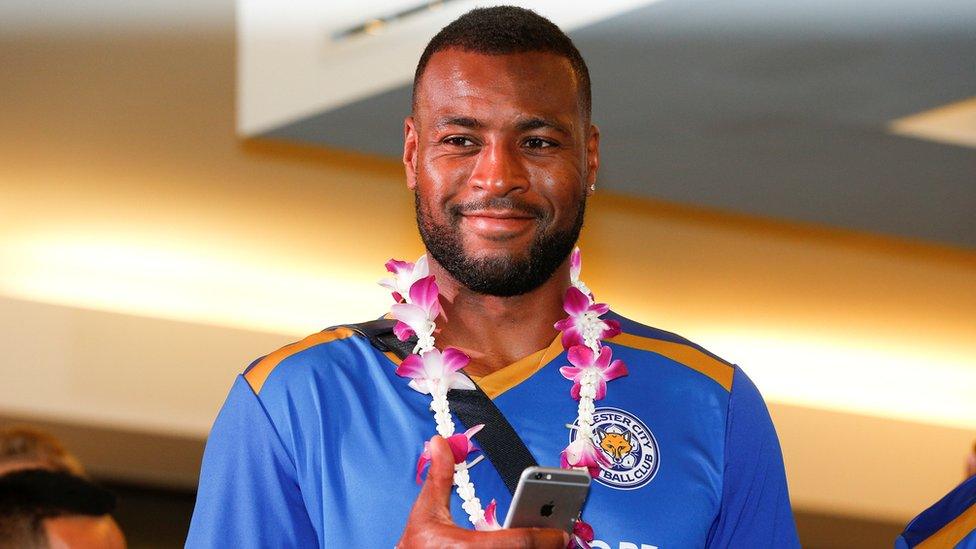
[469, 335, 564, 400]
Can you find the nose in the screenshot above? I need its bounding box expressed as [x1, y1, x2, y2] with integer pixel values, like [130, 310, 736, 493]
[468, 141, 528, 196]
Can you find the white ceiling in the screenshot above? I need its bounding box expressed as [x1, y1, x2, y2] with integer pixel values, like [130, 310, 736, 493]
[236, 0, 658, 135]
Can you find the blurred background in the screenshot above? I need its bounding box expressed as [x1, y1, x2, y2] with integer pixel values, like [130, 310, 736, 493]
[1, 0, 974, 546]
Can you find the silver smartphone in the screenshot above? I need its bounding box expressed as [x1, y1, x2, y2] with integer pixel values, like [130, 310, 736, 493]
[503, 466, 591, 533]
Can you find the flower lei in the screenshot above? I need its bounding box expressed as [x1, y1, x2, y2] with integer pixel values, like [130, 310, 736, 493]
[380, 248, 626, 547]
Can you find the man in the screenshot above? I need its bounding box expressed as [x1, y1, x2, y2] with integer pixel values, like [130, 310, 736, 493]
[0, 469, 125, 549]
[0, 426, 126, 549]
[188, 7, 799, 548]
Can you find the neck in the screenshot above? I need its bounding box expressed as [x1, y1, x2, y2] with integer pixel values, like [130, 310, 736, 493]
[429, 255, 570, 377]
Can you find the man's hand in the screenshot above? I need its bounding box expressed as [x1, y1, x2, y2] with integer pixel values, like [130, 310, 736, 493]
[397, 436, 570, 548]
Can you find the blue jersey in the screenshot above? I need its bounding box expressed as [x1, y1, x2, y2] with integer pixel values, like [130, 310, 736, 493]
[187, 312, 799, 548]
[896, 474, 976, 548]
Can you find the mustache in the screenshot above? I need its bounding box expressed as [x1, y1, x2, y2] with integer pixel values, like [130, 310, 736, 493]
[449, 197, 545, 219]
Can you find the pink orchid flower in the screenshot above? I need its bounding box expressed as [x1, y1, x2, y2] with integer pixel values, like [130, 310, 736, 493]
[474, 499, 502, 531]
[568, 247, 593, 298]
[559, 345, 628, 401]
[395, 347, 475, 395]
[390, 275, 440, 343]
[378, 255, 429, 302]
[414, 425, 484, 484]
[554, 287, 621, 351]
[560, 437, 611, 479]
[570, 518, 594, 548]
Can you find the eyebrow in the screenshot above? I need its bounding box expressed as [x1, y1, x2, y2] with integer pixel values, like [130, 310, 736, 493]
[433, 115, 573, 137]
[515, 117, 572, 138]
[434, 116, 483, 130]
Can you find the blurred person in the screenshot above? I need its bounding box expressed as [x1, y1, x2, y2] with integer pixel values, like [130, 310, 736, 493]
[188, 6, 799, 548]
[894, 441, 976, 548]
[0, 427, 125, 548]
[0, 469, 125, 549]
[895, 473, 976, 548]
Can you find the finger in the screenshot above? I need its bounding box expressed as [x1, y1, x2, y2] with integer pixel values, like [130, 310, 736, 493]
[478, 527, 571, 549]
[417, 435, 454, 511]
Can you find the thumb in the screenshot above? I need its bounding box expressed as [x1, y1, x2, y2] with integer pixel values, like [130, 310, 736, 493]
[417, 435, 455, 512]
[478, 527, 571, 549]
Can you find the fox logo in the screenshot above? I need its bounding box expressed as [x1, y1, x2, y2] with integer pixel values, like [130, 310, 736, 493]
[598, 429, 633, 463]
[571, 407, 660, 490]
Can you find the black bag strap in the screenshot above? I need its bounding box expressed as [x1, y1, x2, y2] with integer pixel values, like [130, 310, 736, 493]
[445, 385, 540, 495]
[344, 319, 538, 494]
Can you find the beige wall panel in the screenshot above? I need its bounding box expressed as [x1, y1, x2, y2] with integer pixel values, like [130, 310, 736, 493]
[0, 296, 293, 436]
[771, 402, 974, 523]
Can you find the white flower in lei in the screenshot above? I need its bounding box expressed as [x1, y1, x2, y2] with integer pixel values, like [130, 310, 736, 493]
[387, 262, 492, 527]
[390, 275, 439, 354]
[379, 256, 429, 303]
[569, 248, 592, 298]
[385, 248, 627, 546]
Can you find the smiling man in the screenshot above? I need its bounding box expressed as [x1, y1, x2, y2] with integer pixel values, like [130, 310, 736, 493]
[188, 7, 799, 548]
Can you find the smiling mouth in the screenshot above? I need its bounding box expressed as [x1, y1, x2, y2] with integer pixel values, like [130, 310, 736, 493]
[463, 209, 535, 220]
[460, 210, 537, 238]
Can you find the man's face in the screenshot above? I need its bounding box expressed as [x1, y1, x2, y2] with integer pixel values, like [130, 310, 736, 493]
[404, 49, 599, 296]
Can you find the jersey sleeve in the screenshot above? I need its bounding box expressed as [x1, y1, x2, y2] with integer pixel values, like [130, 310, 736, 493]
[186, 375, 318, 548]
[705, 367, 800, 548]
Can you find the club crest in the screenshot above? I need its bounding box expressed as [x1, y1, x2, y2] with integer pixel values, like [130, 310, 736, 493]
[568, 407, 660, 490]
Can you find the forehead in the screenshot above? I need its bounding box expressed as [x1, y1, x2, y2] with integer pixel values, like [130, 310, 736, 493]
[415, 49, 583, 129]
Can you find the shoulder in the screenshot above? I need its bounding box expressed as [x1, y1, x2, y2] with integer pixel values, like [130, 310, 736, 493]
[231, 323, 397, 459]
[242, 325, 370, 394]
[606, 311, 737, 392]
[898, 474, 976, 548]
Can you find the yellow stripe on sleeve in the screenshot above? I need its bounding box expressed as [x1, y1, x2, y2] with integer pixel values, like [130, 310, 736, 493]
[244, 327, 357, 393]
[608, 332, 734, 391]
[917, 504, 976, 549]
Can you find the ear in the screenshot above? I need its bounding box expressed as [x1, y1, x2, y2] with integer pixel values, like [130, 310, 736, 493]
[623, 430, 632, 443]
[596, 427, 607, 442]
[585, 123, 600, 196]
[403, 116, 419, 190]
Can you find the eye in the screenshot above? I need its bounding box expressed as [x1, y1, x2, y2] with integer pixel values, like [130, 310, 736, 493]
[443, 136, 477, 147]
[524, 137, 556, 149]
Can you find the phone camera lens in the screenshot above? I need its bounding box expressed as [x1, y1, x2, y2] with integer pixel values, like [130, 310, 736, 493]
[534, 473, 544, 480]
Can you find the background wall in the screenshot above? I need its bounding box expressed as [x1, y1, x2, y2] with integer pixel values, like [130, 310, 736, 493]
[1, 1, 974, 547]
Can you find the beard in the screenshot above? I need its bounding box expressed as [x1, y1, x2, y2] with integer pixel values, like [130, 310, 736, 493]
[415, 190, 586, 297]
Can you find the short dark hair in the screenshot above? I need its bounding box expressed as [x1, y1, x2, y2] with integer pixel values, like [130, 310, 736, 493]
[413, 6, 591, 121]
